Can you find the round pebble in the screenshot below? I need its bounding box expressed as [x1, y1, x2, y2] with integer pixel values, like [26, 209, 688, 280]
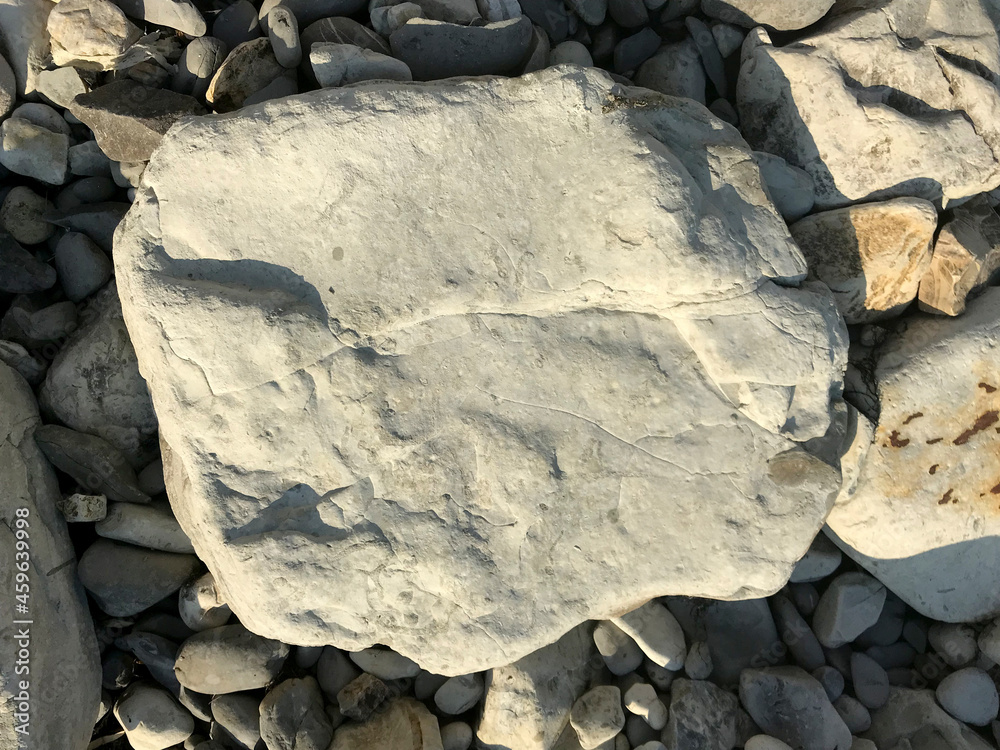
[441, 721, 474, 750]
[1, 186, 55, 244]
[850, 652, 889, 709]
[570, 686, 625, 750]
[745, 737, 794, 750]
[267, 5, 302, 68]
[594, 620, 644, 676]
[434, 673, 484, 715]
[684, 641, 713, 680]
[349, 647, 420, 680]
[936, 667, 1000, 726]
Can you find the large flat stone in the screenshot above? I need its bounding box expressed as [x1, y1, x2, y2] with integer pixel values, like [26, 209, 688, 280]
[826, 287, 1000, 622]
[0, 362, 101, 750]
[737, 0, 1000, 209]
[114, 66, 850, 675]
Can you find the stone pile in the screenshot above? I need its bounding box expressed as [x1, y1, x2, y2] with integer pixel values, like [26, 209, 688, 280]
[0, 0, 998, 748]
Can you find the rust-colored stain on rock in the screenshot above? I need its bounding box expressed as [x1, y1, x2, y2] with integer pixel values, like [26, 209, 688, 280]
[953, 411, 1000, 445]
[939, 489, 955, 505]
[902, 412, 924, 424]
[980, 382, 998, 393]
[887, 430, 910, 447]
[929, 464, 939, 474]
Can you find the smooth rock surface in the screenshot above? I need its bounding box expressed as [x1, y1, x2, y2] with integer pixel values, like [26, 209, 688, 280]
[0, 361, 102, 750]
[753, 151, 814, 223]
[210, 693, 261, 749]
[39, 282, 158, 467]
[0, 116, 68, 184]
[389, 17, 532, 80]
[790, 199, 937, 324]
[114, 66, 851, 675]
[812, 572, 886, 649]
[78, 538, 200, 616]
[96, 500, 195, 553]
[918, 197, 1000, 316]
[174, 624, 290, 694]
[207, 38, 285, 112]
[311, 43, 412, 87]
[179, 571, 233, 632]
[69, 80, 206, 162]
[826, 287, 1000, 622]
[634, 41, 705, 104]
[737, 3, 1000, 209]
[478, 623, 596, 750]
[113, 0, 206, 36]
[54, 231, 114, 302]
[935, 667, 999, 726]
[114, 682, 194, 750]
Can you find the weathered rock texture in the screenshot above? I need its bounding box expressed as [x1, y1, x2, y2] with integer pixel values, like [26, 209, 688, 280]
[115, 66, 849, 675]
[918, 197, 1000, 316]
[0, 361, 101, 750]
[827, 287, 1000, 622]
[737, 0, 1000, 209]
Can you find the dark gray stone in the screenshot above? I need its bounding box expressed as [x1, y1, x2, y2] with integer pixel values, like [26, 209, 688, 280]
[0, 233, 55, 292]
[390, 17, 532, 80]
[212, 0, 261, 50]
[613, 28, 661, 74]
[54, 231, 112, 302]
[43, 202, 130, 253]
[662, 679, 738, 750]
[261, 677, 334, 750]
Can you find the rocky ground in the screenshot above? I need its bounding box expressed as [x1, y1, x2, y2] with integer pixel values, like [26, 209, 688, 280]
[1, 0, 1000, 749]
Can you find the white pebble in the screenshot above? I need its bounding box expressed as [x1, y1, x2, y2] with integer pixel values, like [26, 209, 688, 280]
[349, 647, 420, 679]
[267, 6, 301, 68]
[745, 736, 794, 750]
[612, 600, 686, 671]
[440, 721, 473, 750]
[178, 571, 232, 631]
[936, 667, 999, 726]
[594, 620, 644, 676]
[623, 682, 667, 731]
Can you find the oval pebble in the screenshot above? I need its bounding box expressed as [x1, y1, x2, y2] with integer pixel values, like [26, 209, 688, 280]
[936, 667, 1000, 726]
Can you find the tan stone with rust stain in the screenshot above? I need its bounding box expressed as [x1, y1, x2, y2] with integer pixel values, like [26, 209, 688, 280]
[918, 197, 1000, 317]
[827, 287, 1000, 620]
[790, 197, 937, 324]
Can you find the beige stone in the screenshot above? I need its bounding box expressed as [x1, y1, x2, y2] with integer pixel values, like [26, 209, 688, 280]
[47, 0, 142, 70]
[918, 197, 1000, 316]
[330, 698, 443, 749]
[790, 198, 936, 324]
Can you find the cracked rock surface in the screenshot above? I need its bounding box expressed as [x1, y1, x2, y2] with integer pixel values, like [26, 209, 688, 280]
[115, 65, 849, 675]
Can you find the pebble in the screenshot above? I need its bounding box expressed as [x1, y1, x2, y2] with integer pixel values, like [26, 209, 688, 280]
[711, 22, 745, 57]
[259, 0, 370, 32]
[832, 694, 871, 734]
[745, 738, 794, 750]
[12, 102, 72, 137]
[178, 571, 232, 632]
[518, 0, 569, 40]
[850, 652, 889, 709]
[174, 624, 290, 694]
[565, 0, 605, 25]
[705, 599, 780, 686]
[390, 17, 532, 80]
[33, 424, 150, 504]
[476, 0, 522, 22]
[434, 672, 484, 714]
[771, 594, 825, 672]
[979, 619, 1000, 663]
[935, 667, 999, 726]
[138, 457, 166, 496]
[519, 24, 551, 74]
[179, 686, 213, 723]
[69, 140, 112, 177]
[625, 712, 659, 746]
[440, 721, 473, 750]
[612, 600, 686, 671]
[58, 492, 108, 522]
[0, 52, 13, 119]
[349, 646, 421, 680]
[78, 538, 200, 617]
[753, 151, 816, 222]
[338, 672, 392, 721]
[550, 40, 593, 67]
[114, 682, 195, 750]
[310, 43, 413, 87]
[210, 692, 261, 750]
[1, 186, 54, 245]
[207, 38, 286, 113]
[96, 500, 194, 553]
[570, 686, 625, 750]
[36, 67, 91, 110]
[0, 339, 47, 384]
[635, 743, 667, 750]
[682, 639, 713, 681]
[43, 201, 129, 253]
[788, 583, 820, 617]
[414, 669, 449, 701]
[295, 646, 324, 670]
[47, 0, 142, 70]
[261, 676, 334, 750]
[812, 572, 887, 649]
[69, 80, 206, 163]
[111, 160, 145, 189]
[0, 117, 69, 184]
[173, 37, 229, 100]
[902, 618, 928, 653]
[591, 622, 641, 676]
[212, 0, 261, 51]
[331, 697, 443, 748]
[623, 682, 667, 730]
[58, 177, 118, 208]
[103, 647, 138, 689]
[927, 623, 977, 668]
[135, 613, 194, 642]
[318, 646, 362, 698]
[663, 678, 740, 749]
[267, 6, 302, 68]
[7, 299, 76, 342]
[0, 235, 55, 293]
[117, 631, 182, 694]
[300, 17, 392, 58]
[739, 667, 852, 750]
[864, 643, 915, 670]
[685, 15, 727, 97]
[635, 40, 706, 104]
[242, 72, 298, 106]
[813, 665, 845, 702]
[613, 27, 661, 74]
[608, 0, 647, 27]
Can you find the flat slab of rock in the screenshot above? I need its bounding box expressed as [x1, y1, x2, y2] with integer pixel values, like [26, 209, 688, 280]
[114, 66, 850, 675]
[0, 362, 101, 750]
[69, 80, 206, 162]
[827, 287, 1000, 622]
[737, 2, 1000, 208]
